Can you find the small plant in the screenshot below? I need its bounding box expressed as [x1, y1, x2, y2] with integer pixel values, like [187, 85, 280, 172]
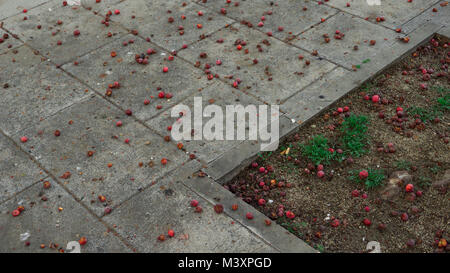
[436, 93, 450, 111]
[300, 135, 335, 165]
[340, 115, 370, 157]
[349, 168, 386, 189]
[406, 88, 449, 122]
[430, 165, 441, 174]
[278, 217, 304, 237]
[257, 151, 272, 161]
[360, 82, 373, 93]
[418, 176, 432, 187]
[314, 244, 325, 253]
[406, 106, 442, 122]
[395, 160, 412, 170]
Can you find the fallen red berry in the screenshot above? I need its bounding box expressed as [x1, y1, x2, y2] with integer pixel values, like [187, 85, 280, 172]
[168, 229, 175, 237]
[363, 218, 372, 226]
[79, 237, 87, 246]
[214, 204, 224, 214]
[258, 199, 266, 206]
[359, 170, 369, 180]
[405, 184, 414, 192]
[190, 200, 199, 207]
[286, 211, 295, 219]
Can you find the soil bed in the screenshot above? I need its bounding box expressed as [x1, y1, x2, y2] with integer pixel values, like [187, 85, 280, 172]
[225, 35, 450, 253]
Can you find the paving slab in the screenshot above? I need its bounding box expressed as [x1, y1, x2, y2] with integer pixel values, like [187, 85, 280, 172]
[294, 12, 398, 70]
[2, 0, 127, 65]
[401, 1, 450, 34]
[146, 80, 266, 163]
[178, 23, 336, 105]
[103, 160, 274, 253]
[62, 34, 211, 121]
[0, 133, 47, 204]
[281, 67, 355, 121]
[13, 95, 188, 216]
[0, 45, 91, 136]
[0, 179, 130, 252]
[182, 171, 316, 253]
[91, 0, 234, 52]
[324, 0, 441, 30]
[197, 0, 339, 41]
[0, 29, 23, 54]
[438, 25, 450, 38]
[0, 0, 50, 20]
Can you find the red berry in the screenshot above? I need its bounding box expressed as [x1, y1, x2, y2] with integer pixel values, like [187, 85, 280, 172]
[317, 171, 325, 178]
[405, 184, 414, 192]
[359, 170, 369, 180]
[246, 212, 254, 220]
[168, 229, 175, 237]
[214, 204, 224, 214]
[79, 237, 87, 245]
[190, 200, 199, 207]
[331, 219, 340, 227]
[12, 209, 21, 217]
[286, 211, 295, 219]
[401, 213, 409, 221]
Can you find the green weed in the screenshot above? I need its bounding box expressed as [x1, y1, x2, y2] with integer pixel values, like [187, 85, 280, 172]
[349, 168, 386, 189]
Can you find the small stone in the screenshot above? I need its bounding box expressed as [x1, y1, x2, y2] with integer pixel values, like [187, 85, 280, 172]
[390, 171, 413, 184]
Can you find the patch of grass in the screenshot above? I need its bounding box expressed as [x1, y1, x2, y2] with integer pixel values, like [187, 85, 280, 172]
[406, 86, 449, 122]
[299, 135, 335, 165]
[436, 93, 450, 111]
[360, 82, 373, 93]
[257, 151, 272, 161]
[340, 115, 370, 157]
[430, 165, 441, 174]
[278, 217, 304, 237]
[395, 160, 412, 170]
[406, 106, 442, 122]
[418, 176, 432, 188]
[314, 244, 325, 253]
[349, 168, 386, 189]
